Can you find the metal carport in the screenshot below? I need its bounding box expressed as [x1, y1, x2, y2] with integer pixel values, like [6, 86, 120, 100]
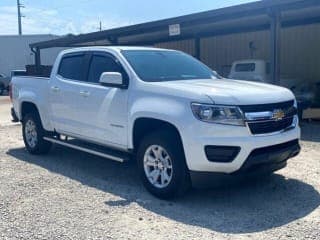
[29, 0, 320, 84]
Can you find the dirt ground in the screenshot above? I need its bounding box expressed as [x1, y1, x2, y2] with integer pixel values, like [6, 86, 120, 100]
[0, 96, 319, 239]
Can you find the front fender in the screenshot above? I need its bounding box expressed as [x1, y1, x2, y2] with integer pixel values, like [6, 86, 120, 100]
[128, 96, 189, 149]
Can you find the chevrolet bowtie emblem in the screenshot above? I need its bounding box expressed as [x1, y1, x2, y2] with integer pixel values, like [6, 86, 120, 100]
[272, 109, 285, 121]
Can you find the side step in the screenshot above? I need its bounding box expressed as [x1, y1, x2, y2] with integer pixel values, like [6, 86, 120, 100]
[43, 137, 131, 163]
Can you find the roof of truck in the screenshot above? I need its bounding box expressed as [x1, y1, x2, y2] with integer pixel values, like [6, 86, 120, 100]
[63, 46, 174, 53]
[58, 46, 178, 57]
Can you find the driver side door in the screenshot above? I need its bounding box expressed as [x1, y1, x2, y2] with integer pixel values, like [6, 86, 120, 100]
[75, 51, 129, 148]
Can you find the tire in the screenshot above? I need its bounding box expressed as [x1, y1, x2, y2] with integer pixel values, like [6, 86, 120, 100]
[11, 108, 19, 122]
[22, 112, 52, 155]
[137, 130, 190, 199]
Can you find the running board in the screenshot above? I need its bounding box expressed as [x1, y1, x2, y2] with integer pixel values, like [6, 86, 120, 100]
[43, 137, 131, 163]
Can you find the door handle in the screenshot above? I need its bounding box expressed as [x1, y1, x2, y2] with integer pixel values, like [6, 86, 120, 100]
[51, 86, 60, 92]
[79, 90, 90, 97]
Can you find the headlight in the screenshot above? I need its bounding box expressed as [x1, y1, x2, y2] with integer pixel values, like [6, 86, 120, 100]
[191, 103, 245, 126]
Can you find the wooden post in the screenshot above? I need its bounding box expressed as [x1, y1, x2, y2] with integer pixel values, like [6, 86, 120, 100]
[35, 47, 41, 74]
[269, 9, 281, 85]
[195, 37, 201, 60]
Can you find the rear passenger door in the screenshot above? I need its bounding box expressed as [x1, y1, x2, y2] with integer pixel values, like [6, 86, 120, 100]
[50, 52, 90, 135]
[76, 51, 129, 148]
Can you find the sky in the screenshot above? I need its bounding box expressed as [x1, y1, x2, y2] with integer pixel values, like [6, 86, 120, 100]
[0, 0, 257, 36]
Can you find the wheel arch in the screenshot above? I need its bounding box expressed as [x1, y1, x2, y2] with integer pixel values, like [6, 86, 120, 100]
[131, 117, 184, 153]
[20, 101, 41, 121]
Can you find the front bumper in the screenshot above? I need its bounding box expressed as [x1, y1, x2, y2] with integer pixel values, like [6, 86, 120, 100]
[180, 116, 301, 173]
[190, 139, 300, 188]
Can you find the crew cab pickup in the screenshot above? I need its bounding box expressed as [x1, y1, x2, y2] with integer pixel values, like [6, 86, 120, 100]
[12, 47, 301, 199]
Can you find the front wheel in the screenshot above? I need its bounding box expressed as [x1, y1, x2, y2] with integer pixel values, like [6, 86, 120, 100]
[22, 113, 52, 155]
[137, 130, 190, 199]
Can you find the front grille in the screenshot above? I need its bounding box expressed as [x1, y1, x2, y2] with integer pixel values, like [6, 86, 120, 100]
[248, 117, 294, 134]
[239, 100, 294, 112]
[240, 100, 296, 135]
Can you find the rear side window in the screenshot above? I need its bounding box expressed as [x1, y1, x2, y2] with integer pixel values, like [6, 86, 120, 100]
[235, 63, 255, 72]
[88, 55, 124, 83]
[58, 54, 85, 81]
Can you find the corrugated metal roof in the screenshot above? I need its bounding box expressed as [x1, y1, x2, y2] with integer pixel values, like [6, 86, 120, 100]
[30, 0, 320, 49]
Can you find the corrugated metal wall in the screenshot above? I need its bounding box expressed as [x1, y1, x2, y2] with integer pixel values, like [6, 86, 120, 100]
[154, 23, 320, 84]
[200, 30, 270, 77]
[281, 24, 320, 83]
[154, 39, 195, 57]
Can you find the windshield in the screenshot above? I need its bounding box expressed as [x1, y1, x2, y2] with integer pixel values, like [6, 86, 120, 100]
[122, 50, 217, 82]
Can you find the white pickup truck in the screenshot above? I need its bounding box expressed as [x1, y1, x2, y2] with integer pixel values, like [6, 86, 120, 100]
[12, 47, 301, 199]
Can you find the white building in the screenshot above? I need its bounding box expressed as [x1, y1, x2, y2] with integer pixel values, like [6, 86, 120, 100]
[0, 34, 62, 76]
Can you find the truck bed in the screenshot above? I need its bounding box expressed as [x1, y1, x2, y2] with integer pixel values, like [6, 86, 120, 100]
[11, 76, 50, 121]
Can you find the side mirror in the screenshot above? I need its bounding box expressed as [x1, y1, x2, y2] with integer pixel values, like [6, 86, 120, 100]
[99, 72, 127, 89]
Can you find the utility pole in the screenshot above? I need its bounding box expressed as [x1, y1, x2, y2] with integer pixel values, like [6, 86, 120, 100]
[99, 21, 102, 31]
[17, 0, 24, 35]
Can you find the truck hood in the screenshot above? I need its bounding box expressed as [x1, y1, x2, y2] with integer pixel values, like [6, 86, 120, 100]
[152, 78, 295, 105]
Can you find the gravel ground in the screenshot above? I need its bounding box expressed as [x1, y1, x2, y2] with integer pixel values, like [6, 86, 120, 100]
[0, 123, 320, 240]
[0, 96, 12, 126]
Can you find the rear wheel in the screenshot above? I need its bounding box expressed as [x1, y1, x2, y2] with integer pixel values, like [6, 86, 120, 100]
[137, 130, 190, 199]
[22, 113, 52, 154]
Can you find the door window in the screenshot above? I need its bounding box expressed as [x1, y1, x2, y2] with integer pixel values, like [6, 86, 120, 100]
[58, 54, 85, 81]
[87, 55, 124, 83]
